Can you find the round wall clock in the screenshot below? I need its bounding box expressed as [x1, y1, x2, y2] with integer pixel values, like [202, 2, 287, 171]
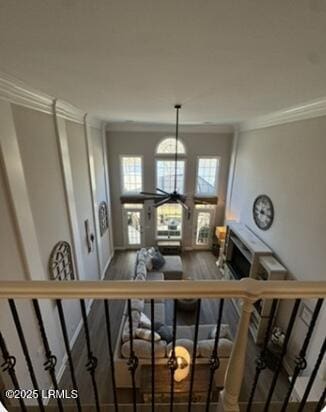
[253, 194, 274, 230]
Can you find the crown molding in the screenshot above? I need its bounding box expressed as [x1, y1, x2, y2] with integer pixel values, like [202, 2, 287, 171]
[0, 71, 53, 114]
[240, 97, 326, 132]
[106, 121, 234, 134]
[4, 70, 326, 134]
[85, 114, 103, 130]
[55, 99, 85, 124]
[0, 71, 100, 126]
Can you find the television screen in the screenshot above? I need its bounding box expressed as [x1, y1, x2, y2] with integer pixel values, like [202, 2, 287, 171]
[229, 243, 250, 279]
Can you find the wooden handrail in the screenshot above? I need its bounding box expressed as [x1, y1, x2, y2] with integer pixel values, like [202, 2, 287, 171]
[0, 279, 325, 300]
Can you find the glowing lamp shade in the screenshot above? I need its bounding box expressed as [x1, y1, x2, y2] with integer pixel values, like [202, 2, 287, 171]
[170, 346, 191, 382]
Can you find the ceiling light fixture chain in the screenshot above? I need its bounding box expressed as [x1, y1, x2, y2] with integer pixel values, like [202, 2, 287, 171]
[174, 104, 181, 193]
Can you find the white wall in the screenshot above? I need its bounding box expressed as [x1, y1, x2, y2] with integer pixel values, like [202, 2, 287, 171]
[91, 126, 112, 270]
[10, 105, 83, 389]
[228, 116, 326, 376]
[12, 106, 74, 275]
[107, 130, 233, 248]
[0, 100, 114, 400]
[0, 158, 43, 399]
[0, 158, 26, 280]
[66, 120, 100, 281]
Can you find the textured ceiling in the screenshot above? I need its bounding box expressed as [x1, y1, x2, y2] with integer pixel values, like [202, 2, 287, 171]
[0, 0, 326, 125]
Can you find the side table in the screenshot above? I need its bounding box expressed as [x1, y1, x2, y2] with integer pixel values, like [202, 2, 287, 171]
[140, 364, 218, 403]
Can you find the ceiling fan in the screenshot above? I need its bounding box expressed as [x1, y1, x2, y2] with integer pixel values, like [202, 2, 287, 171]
[140, 104, 189, 210]
[140, 104, 208, 211]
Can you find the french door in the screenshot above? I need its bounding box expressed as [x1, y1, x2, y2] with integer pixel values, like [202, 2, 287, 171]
[123, 205, 145, 249]
[193, 206, 215, 249]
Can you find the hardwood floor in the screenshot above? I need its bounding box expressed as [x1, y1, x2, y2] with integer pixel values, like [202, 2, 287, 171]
[56, 250, 289, 407]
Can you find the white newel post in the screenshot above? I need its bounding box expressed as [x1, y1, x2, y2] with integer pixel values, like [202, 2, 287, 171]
[218, 298, 254, 412]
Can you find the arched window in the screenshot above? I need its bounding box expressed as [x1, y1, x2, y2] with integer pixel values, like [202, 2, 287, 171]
[156, 137, 185, 155]
[155, 137, 186, 194]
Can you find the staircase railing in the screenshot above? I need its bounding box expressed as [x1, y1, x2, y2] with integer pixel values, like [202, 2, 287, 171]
[0, 279, 325, 412]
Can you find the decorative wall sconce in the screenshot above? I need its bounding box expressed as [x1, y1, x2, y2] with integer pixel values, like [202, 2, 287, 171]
[99, 201, 109, 236]
[84, 219, 95, 253]
[147, 205, 152, 220]
[48, 241, 75, 281]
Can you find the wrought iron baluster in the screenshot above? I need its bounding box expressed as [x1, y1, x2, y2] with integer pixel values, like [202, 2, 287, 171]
[247, 299, 278, 412]
[32, 299, 64, 412]
[298, 337, 326, 412]
[104, 300, 118, 412]
[8, 299, 45, 411]
[0, 331, 26, 412]
[80, 299, 100, 412]
[127, 299, 138, 412]
[150, 299, 155, 412]
[206, 298, 224, 412]
[188, 299, 201, 412]
[263, 299, 301, 412]
[281, 299, 323, 412]
[168, 299, 178, 412]
[56, 299, 82, 411]
[316, 386, 326, 412]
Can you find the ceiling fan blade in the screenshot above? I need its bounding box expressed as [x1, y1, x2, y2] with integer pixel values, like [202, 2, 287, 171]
[140, 191, 165, 197]
[154, 196, 171, 208]
[142, 197, 168, 201]
[156, 187, 170, 195]
[195, 199, 211, 205]
[177, 199, 189, 211]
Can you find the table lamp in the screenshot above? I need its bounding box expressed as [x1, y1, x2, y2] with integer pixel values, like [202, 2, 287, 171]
[170, 345, 191, 382]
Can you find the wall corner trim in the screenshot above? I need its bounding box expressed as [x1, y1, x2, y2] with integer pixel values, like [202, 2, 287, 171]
[86, 115, 104, 130]
[0, 71, 104, 126]
[55, 99, 85, 124]
[240, 97, 326, 131]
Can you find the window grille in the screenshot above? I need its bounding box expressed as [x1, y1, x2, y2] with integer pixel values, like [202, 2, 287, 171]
[48, 241, 74, 281]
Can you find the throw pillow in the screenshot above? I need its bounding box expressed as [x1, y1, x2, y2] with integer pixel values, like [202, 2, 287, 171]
[154, 321, 164, 331]
[121, 320, 138, 343]
[208, 324, 230, 340]
[138, 248, 148, 262]
[130, 299, 144, 313]
[136, 261, 147, 278]
[156, 324, 173, 343]
[135, 272, 146, 281]
[152, 251, 165, 270]
[135, 328, 161, 342]
[139, 312, 152, 329]
[145, 255, 153, 271]
[147, 247, 156, 257]
[131, 309, 141, 324]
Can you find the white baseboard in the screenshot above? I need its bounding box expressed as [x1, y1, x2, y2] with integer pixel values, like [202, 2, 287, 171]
[101, 252, 114, 279]
[114, 246, 126, 251]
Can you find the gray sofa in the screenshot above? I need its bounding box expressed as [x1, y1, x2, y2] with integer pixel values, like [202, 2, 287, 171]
[131, 248, 184, 281]
[113, 299, 233, 388]
[113, 248, 233, 389]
